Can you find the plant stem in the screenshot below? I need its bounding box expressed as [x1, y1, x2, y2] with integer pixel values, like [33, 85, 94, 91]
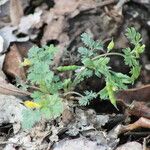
[93, 52, 125, 60]
[63, 91, 83, 97]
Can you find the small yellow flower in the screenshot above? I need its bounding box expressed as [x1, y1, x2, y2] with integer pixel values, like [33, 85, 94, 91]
[24, 101, 41, 109]
[21, 58, 32, 66]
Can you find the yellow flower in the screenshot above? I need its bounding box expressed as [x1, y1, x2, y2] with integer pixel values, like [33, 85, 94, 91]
[21, 58, 32, 66]
[24, 101, 41, 109]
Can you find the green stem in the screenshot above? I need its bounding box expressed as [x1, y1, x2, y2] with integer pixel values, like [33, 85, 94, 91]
[92, 52, 125, 60]
[63, 91, 83, 97]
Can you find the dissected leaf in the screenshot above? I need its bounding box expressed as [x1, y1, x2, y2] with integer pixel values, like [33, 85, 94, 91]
[22, 109, 41, 129]
[79, 91, 97, 106]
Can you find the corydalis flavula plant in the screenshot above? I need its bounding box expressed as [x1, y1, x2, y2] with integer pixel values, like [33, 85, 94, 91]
[58, 27, 145, 107]
[21, 45, 64, 129]
[21, 27, 144, 129]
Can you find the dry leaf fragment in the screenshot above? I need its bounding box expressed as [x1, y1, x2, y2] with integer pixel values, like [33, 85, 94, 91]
[115, 85, 150, 131]
[0, 81, 30, 96]
[10, 0, 24, 26]
[116, 84, 150, 104]
[116, 141, 142, 150]
[116, 84, 150, 119]
[120, 117, 150, 133]
[3, 42, 33, 80]
[62, 109, 75, 125]
[18, 9, 42, 34]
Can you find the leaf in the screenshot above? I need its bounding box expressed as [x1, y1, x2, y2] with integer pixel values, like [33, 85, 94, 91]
[130, 66, 141, 81]
[82, 58, 95, 69]
[31, 91, 45, 102]
[123, 48, 137, 67]
[134, 44, 145, 58]
[40, 94, 63, 119]
[79, 91, 97, 106]
[93, 40, 103, 50]
[78, 47, 93, 58]
[81, 33, 95, 49]
[22, 109, 41, 129]
[99, 86, 109, 100]
[93, 57, 110, 76]
[125, 27, 142, 45]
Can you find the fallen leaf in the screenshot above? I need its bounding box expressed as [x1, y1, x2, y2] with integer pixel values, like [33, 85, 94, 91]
[62, 109, 75, 125]
[116, 142, 142, 150]
[18, 8, 42, 34]
[3, 42, 33, 80]
[115, 85, 150, 132]
[10, 0, 24, 26]
[116, 84, 150, 119]
[0, 81, 30, 96]
[116, 84, 150, 104]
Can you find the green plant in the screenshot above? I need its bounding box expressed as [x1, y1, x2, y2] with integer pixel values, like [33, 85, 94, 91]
[58, 27, 145, 107]
[21, 27, 145, 129]
[21, 45, 64, 129]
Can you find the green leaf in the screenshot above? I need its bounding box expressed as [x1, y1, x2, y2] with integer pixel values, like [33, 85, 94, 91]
[130, 66, 141, 81]
[78, 47, 93, 58]
[79, 91, 97, 106]
[125, 27, 142, 45]
[99, 86, 109, 100]
[31, 91, 45, 102]
[93, 57, 110, 76]
[123, 48, 137, 67]
[40, 94, 63, 118]
[81, 33, 95, 49]
[22, 109, 41, 129]
[82, 58, 95, 69]
[133, 44, 145, 58]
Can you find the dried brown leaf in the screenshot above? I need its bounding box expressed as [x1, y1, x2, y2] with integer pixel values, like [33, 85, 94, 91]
[10, 0, 23, 26]
[3, 42, 33, 80]
[116, 85, 150, 119]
